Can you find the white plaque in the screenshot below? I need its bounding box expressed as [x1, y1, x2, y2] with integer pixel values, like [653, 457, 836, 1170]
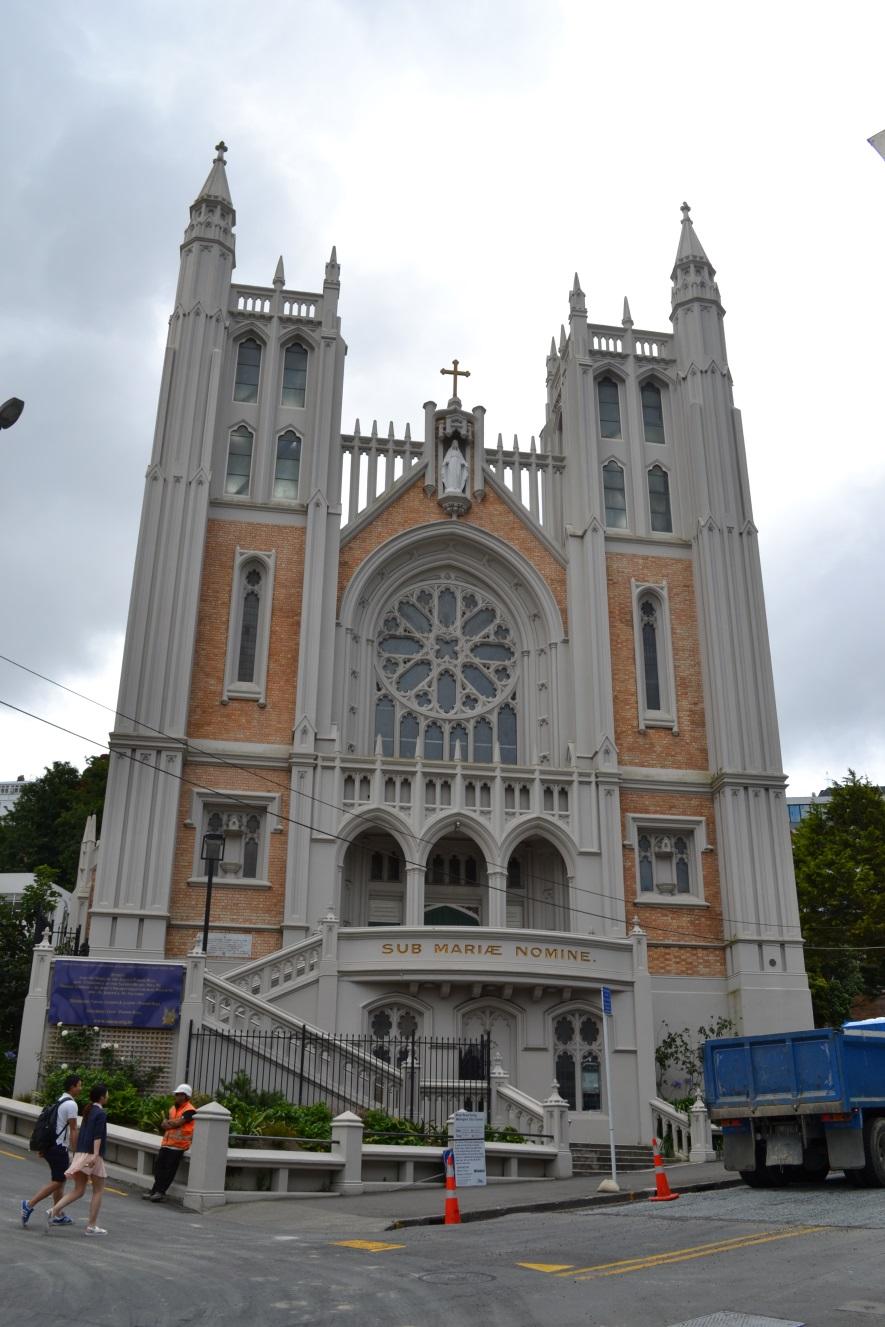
[206, 932, 253, 958]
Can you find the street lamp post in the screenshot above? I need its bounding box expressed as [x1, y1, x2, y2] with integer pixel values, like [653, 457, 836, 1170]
[200, 831, 225, 955]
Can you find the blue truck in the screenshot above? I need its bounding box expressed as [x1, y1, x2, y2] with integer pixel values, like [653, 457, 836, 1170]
[703, 1022, 885, 1187]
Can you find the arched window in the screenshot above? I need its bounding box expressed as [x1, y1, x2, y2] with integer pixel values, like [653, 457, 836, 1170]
[224, 552, 275, 702]
[640, 597, 661, 710]
[553, 1011, 601, 1111]
[374, 695, 395, 755]
[597, 377, 621, 439]
[635, 828, 697, 898]
[641, 381, 665, 444]
[273, 430, 301, 500]
[648, 465, 672, 532]
[602, 461, 627, 528]
[237, 568, 262, 682]
[281, 343, 308, 407]
[233, 338, 262, 403]
[374, 580, 519, 764]
[225, 426, 253, 496]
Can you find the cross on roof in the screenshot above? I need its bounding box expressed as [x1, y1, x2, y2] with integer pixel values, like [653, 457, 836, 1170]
[440, 358, 470, 398]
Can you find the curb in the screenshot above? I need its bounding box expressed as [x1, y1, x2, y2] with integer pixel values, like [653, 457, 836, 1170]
[386, 1177, 743, 1229]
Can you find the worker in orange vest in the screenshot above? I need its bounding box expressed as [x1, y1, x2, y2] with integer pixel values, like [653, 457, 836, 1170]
[141, 1084, 196, 1203]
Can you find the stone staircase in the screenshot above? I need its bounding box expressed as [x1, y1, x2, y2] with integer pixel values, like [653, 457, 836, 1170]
[570, 1143, 654, 1175]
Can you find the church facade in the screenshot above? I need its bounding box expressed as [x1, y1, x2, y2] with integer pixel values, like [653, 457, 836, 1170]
[85, 146, 812, 1141]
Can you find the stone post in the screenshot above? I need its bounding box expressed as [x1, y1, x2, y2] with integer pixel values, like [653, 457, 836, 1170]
[316, 908, 340, 1030]
[183, 1101, 231, 1212]
[400, 1050, 419, 1122]
[689, 1090, 718, 1163]
[542, 1084, 573, 1178]
[489, 1050, 509, 1127]
[631, 917, 656, 1143]
[173, 949, 205, 1091]
[13, 935, 55, 1097]
[331, 1111, 364, 1194]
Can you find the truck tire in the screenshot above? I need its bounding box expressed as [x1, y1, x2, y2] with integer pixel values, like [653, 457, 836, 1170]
[740, 1144, 788, 1188]
[800, 1141, 829, 1182]
[862, 1117, 885, 1187]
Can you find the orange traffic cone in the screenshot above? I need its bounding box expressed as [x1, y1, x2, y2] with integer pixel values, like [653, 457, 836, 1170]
[443, 1149, 462, 1225]
[648, 1137, 680, 1202]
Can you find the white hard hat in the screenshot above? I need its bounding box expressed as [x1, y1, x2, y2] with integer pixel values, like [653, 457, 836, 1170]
[173, 1083, 192, 1096]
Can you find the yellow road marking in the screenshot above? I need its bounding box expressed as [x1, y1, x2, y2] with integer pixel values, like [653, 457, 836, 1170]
[0, 1148, 25, 1161]
[518, 1263, 575, 1273]
[559, 1229, 800, 1277]
[332, 1239, 405, 1252]
[567, 1226, 825, 1281]
[105, 1186, 128, 1196]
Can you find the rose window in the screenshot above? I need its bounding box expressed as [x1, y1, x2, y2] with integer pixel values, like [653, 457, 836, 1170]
[373, 580, 519, 763]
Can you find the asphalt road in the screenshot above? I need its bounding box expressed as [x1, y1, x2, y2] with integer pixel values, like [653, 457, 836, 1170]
[4, 1146, 885, 1327]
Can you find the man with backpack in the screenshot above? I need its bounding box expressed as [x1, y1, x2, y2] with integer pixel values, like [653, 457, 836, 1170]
[21, 1073, 82, 1228]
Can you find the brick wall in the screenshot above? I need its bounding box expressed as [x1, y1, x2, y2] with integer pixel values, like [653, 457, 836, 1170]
[606, 552, 708, 770]
[620, 788, 726, 977]
[187, 518, 305, 744]
[339, 479, 569, 629]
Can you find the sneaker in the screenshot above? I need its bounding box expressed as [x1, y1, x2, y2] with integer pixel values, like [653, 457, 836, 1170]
[50, 1213, 73, 1226]
[149, 1192, 166, 1203]
[140, 1190, 156, 1201]
[84, 1225, 107, 1236]
[21, 1200, 34, 1228]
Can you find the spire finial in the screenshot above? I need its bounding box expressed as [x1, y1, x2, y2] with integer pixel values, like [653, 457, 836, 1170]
[681, 200, 691, 219]
[215, 141, 228, 163]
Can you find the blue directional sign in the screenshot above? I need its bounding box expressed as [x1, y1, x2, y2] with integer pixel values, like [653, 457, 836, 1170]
[602, 986, 613, 1016]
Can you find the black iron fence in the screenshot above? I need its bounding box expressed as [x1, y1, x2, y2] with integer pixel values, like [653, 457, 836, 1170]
[34, 917, 88, 955]
[187, 1028, 491, 1127]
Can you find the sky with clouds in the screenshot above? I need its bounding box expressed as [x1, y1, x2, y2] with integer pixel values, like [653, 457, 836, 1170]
[1, 0, 884, 799]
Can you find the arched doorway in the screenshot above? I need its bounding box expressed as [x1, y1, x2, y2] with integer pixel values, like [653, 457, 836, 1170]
[424, 833, 488, 926]
[505, 836, 570, 930]
[341, 830, 406, 927]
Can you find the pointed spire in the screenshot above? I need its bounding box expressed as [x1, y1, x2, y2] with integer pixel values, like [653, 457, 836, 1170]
[370, 419, 378, 439]
[387, 421, 395, 441]
[621, 296, 633, 328]
[559, 324, 567, 353]
[404, 422, 412, 442]
[195, 141, 233, 207]
[325, 244, 340, 283]
[569, 272, 587, 318]
[273, 255, 285, 287]
[549, 336, 557, 359]
[674, 201, 711, 266]
[671, 200, 722, 315]
[353, 418, 361, 438]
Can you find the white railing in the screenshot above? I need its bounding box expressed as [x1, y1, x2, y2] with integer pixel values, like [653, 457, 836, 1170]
[341, 423, 424, 528]
[651, 1096, 690, 1160]
[493, 1080, 545, 1135]
[221, 933, 323, 1002]
[589, 324, 673, 360]
[230, 284, 321, 321]
[484, 437, 562, 537]
[339, 758, 575, 837]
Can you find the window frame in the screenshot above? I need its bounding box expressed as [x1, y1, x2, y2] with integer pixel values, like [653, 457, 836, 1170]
[640, 378, 666, 445]
[631, 580, 678, 731]
[224, 424, 255, 498]
[602, 459, 628, 529]
[273, 428, 302, 502]
[280, 341, 309, 409]
[647, 464, 673, 533]
[596, 375, 623, 440]
[223, 548, 276, 705]
[185, 788, 283, 889]
[625, 813, 708, 906]
[233, 336, 263, 404]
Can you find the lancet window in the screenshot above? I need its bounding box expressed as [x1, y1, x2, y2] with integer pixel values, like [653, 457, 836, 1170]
[281, 344, 308, 407]
[373, 580, 519, 763]
[602, 460, 627, 529]
[233, 338, 262, 403]
[641, 381, 666, 443]
[273, 430, 301, 499]
[225, 426, 253, 496]
[553, 1010, 601, 1111]
[648, 465, 672, 532]
[597, 376, 622, 439]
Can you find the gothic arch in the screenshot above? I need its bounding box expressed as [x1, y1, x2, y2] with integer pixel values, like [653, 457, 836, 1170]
[230, 322, 270, 349]
[455, 995, 524, 1075]
[279, 326, 320, 354]
[334, 807, 419, 874]
[499, 817, 576, 875]
[417, 810, 499, 872]
[591, 362, 628, 387]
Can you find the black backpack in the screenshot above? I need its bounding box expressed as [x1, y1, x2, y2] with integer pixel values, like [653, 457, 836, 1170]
[29, 1096, 63, 1153]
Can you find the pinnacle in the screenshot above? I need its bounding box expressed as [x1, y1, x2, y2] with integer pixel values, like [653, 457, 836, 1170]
[549, 336, 557, 358]
[674, 200, 712, 268]
[273, 255, 285, 286]
[325, 245, 340, 282]
[195, 141, 232, 207]
[622, 296, 633, 327]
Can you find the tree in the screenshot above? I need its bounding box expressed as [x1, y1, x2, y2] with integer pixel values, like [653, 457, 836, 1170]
[0, 866, 60, 1049]
[793, 772, 885, 1027]
[0, 755, 108, 891]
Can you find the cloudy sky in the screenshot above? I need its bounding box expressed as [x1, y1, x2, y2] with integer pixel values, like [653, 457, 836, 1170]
[1, 0, 883, 798]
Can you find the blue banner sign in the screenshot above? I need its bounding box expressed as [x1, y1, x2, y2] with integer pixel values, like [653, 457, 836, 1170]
[49, 960, 184, 1029]
[602, 985, 613, 1016]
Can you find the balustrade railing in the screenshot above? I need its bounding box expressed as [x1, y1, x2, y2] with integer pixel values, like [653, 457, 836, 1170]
[341, 424, 423, 527]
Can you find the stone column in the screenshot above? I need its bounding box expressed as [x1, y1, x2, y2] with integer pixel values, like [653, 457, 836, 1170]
[542, 1084, 573, 1178]
[487, 868, 507, 929]
[489, 1051, 509, 1127]
[689, 1090, 718, 1163]
[173, 949, 205, 1091]
[183, 1101, 231, 1212]
[405, 865, 424, 927]
[13, 936, 55, 1097]
[331, 1111, 364, 1194]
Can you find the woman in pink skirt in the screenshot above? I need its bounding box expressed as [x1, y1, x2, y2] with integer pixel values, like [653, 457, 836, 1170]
[47, 1082, 109, 1236]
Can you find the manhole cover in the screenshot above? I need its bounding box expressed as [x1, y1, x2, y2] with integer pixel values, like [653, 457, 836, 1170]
[419, 1272, 495, 1285]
